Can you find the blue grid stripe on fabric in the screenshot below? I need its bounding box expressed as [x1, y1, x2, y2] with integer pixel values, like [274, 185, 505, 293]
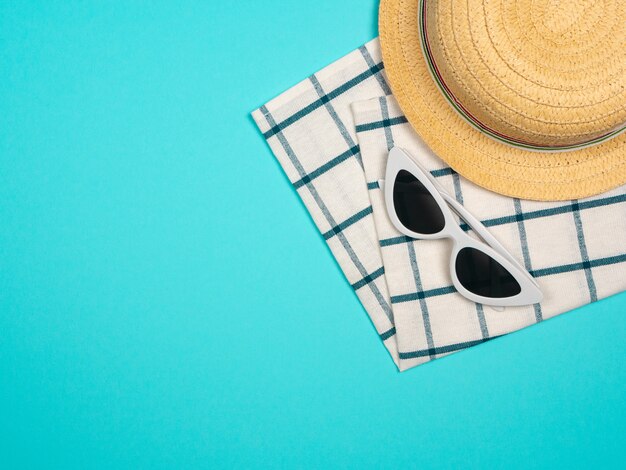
[514, 198, 543, 322]
[571, 201, 598, 302]
[379, 96, 395, 152]
[407, 242, 436, 357]
[322, 206, 373, 240]
[390, 253, 626, 304]
[475, 304, 489, 338]
[292, 145, 359, 189]
[531, 253, 626, 277]
[431, 167, 456, 178]
[398, 336, 500, 359]
[451, 172, 464, 205]
[379, 326, 396, 341]
[355, 116, 408, 133]
[358, 45, 392, 95]
[379, 193, 626, 246]
[260, 105, 394, 321]
[262, 62, 385, 140]
[310, 75, 363, 168]
[351, 266, 385, 290]
[367, 181, 380, 190]
[391, 285, 457, 304]
[380, 235, 414, 247]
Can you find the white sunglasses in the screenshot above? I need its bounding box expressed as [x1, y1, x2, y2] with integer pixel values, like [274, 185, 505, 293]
[383, 147, 543, 307]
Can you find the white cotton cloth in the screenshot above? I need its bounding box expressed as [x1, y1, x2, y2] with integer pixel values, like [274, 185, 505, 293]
[352, 95, 626, 370]
[252, 39, 626, 371]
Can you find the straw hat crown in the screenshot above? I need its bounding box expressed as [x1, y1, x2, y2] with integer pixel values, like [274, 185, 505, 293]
[423, 0, 625, 148]
[379, 0, 626, 200]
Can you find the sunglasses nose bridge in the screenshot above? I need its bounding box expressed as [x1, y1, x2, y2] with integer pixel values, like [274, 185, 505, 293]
[443, 211, 467, 240]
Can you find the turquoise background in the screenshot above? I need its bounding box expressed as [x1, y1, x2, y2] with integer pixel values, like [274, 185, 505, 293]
[1, 1, 625, 468]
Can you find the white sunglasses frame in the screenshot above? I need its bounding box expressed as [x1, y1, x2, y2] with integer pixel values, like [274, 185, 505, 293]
[384, 147, 543, 307]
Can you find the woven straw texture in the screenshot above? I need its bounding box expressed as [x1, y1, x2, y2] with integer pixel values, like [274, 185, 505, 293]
[379, 0, 626, 201]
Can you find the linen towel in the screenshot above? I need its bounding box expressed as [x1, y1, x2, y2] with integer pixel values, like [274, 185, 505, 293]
[353, 95, 626, 370]
[252, 39, 626, 371]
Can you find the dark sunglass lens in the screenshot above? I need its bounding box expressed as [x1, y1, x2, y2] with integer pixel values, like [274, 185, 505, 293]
[455, 247, 521, 298]
[393, 170, 445, 234]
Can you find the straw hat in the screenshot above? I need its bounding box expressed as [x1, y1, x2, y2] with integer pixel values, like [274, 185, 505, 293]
[379, 0, 626, 200]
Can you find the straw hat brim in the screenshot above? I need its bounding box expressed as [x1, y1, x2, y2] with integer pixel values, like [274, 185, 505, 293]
[379, 0, 626, 201]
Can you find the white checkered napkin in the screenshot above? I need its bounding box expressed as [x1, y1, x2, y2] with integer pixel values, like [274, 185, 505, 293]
[353, 94, 626, 370]
[251, 40, 404, 368]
